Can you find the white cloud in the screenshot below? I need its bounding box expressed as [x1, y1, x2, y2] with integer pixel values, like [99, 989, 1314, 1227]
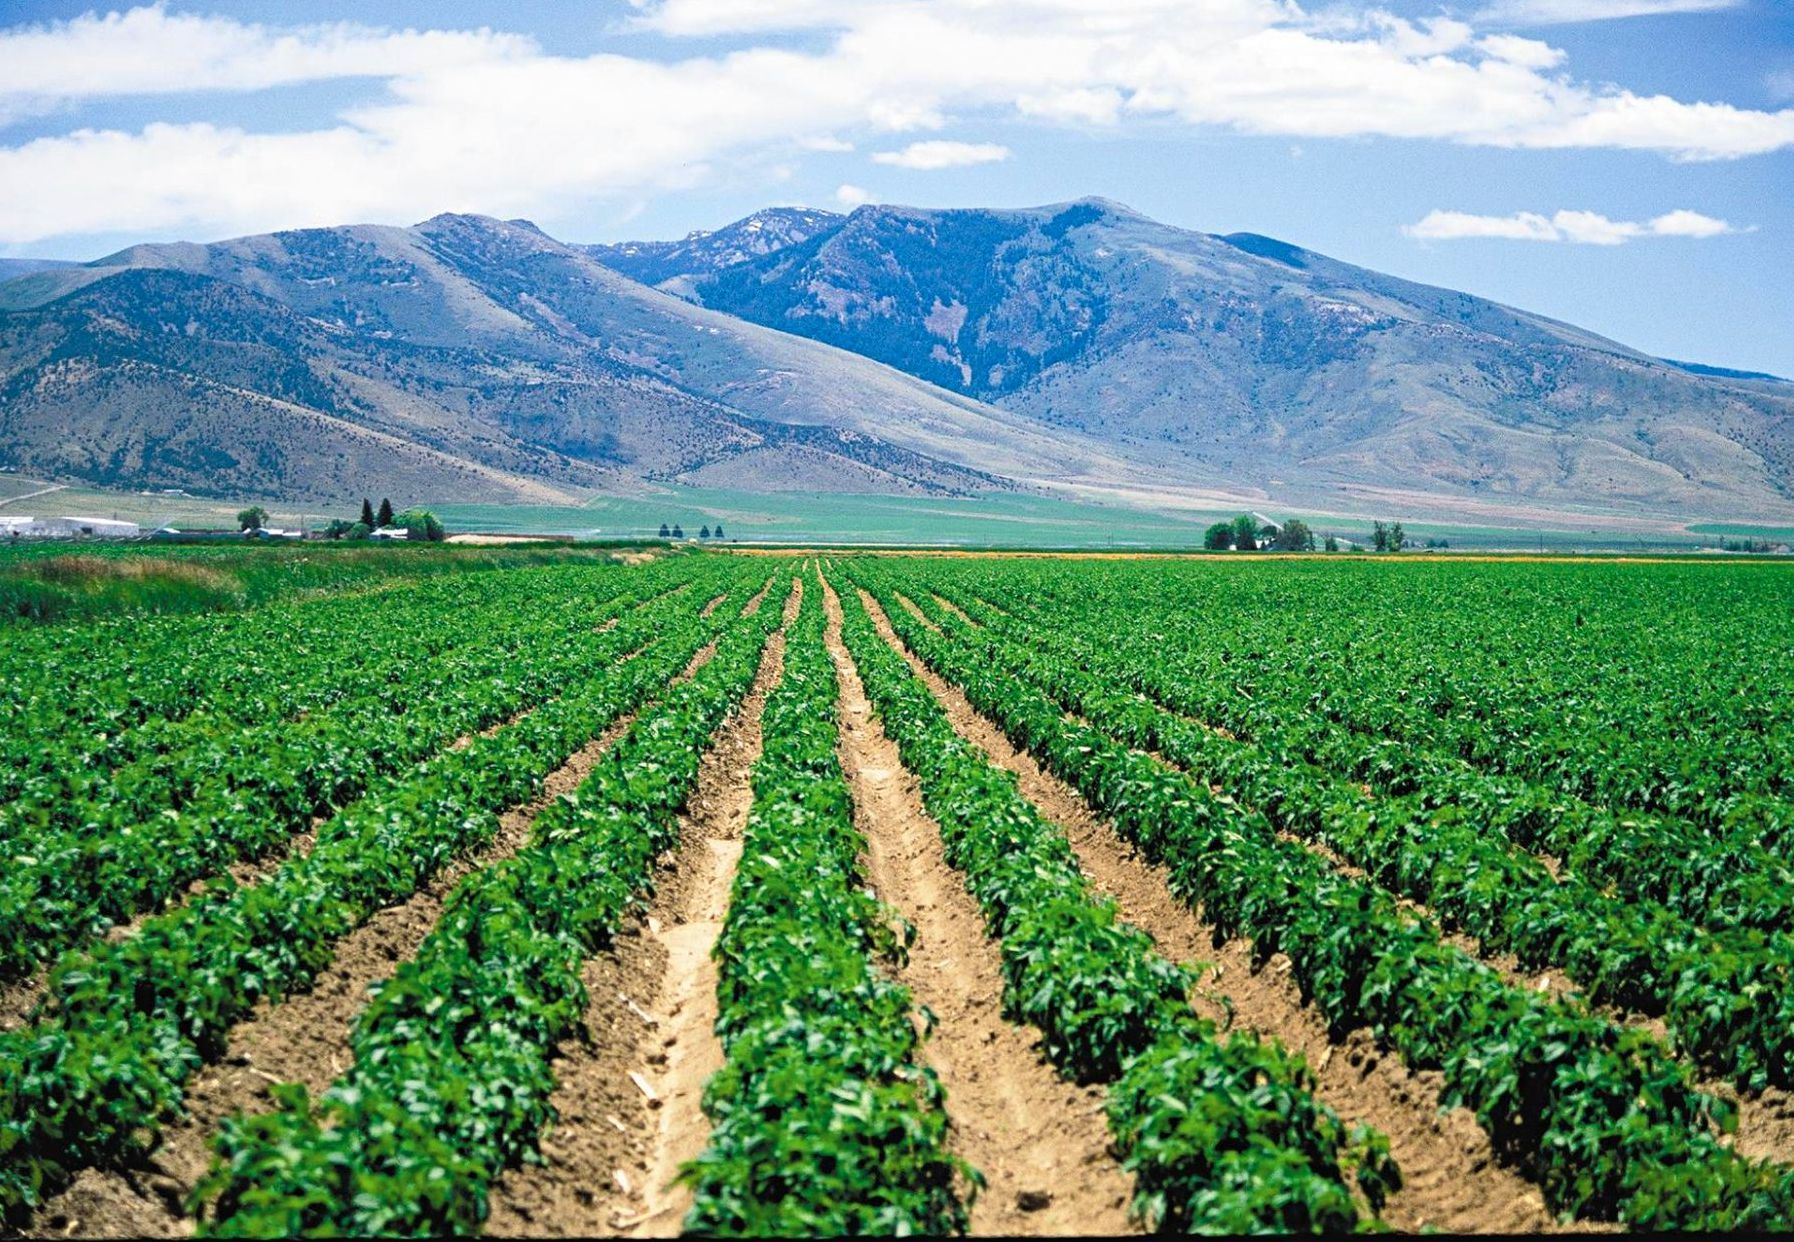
[1475, 34, 1566, 70]
[0, 4, 531, 102]
[0, 2, 1791, 245]
[835, 183, 876, 206]
[1476, 0, 1739, 24]
[872, 140, 1011, 169]
[1406, 207, 1740, 243]
[1647, 207, 1738, 237]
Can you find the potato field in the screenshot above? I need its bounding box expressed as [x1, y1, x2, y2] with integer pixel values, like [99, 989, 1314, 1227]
[4, 551, 1794, 1236]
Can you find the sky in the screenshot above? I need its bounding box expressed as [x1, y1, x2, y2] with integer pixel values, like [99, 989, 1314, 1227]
[0, 1, 1789, 375]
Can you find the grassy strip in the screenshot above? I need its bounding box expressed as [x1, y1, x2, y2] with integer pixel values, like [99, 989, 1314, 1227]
[833, 578, 1392, 1234]
[680, 573, 972, 1235]
[860, 568, 1794, 1229]
[0, 542, 624, 627]
[918, 588, 1794, 1095]
[0, 567, 679, 982]
[193, 582, 790, 1237]
[0, 568, 745, 1221]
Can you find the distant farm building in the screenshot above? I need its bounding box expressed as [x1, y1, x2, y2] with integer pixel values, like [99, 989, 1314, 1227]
[0, 516, 142, 539]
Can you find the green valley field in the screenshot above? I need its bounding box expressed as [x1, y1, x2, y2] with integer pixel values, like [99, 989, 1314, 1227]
[3, 547, 1794, 1236]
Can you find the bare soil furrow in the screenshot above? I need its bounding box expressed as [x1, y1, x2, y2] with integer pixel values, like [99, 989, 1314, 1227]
[485, 580, 799, 1239]
[858, 587, 1565, 1235]
[818, 574, 1135, 1237]
[21, 639, 722, 1241]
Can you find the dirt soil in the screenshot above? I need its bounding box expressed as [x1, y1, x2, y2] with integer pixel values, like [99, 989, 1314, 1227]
[21, 631, 720, 1240]
[484, 578, 799, 1238]
[857, 586, 1571, 1235]
[818, 573, 1137, 1236]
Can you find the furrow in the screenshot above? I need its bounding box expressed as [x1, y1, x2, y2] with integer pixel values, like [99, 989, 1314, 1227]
[858, 587, 1558, 1233]
[822, 579, 1135, 1237]
[484, 582, 799, 1238]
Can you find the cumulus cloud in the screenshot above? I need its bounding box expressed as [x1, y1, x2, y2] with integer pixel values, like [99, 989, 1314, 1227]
[872, 140, 1010, 169]
[1475, 34, 1566, 70]
[0, 2, 1790, 245]
[1476, 0, 1739, 23]
[0, 4, 531, 100]
[835, 183, 876, 206]
[1406, 207, 1740, 243]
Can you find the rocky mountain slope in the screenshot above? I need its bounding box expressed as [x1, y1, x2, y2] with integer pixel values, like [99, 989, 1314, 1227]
[607, 199, 1794, 520]
[1, 200, 1788, 522]
[0, 214, 1131, 504]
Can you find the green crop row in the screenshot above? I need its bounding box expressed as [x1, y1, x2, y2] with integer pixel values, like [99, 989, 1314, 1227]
[916, 588, 1794, 1096]
[0, 568, 749, 1220]
[854, 565, 1794, 1230]
[0, 561, 632, 794]
[987, 561, 1794, 845]
[193, 580, 790, 1237]
[0, 567, 688, 983]
[682, 573, 973, 1235]
[0, 566, 666, 851]
[832, 575, 1395, 1234]
[992, 585, 1794, 942]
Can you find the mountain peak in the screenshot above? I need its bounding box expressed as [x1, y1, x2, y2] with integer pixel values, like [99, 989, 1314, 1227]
[413, 211, 543, 235]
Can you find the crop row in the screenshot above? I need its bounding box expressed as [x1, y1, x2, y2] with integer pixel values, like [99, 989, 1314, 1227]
[0, 562, 628, 792]
[852, 565, 1794, 1230]
[915, 588, 1794, 1095]
[832, 576, 1396, 1233]
[0, 566, 692, 984]
[194, 581, 790, 1236]
[682, 573, 971, 1235]
[0, 567, 753, 1220]
[952, 561, 1794, 839]
[0, 570, 667, 854]
[941, 579, 1794, 946]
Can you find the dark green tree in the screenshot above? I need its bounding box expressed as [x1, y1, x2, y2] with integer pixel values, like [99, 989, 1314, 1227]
[713, 523, 725, 540]
[1390, 522, 1406, 552]
[393, 508, 446, 542]
[659, 523, 671, 539]
[1324, 534, 1339, 553]
[700, 524, 711, 539]
[236, 506, 270, 532]
[672, 524, 685, 539]
[1372, 521, 1389, 553]
[360, 498, 376, 528]
[1203, 522, 1234, 551]
[377, 498, 395, 528]
[1231, 514, 1258, 551]
[1274, 519, 1315, 552]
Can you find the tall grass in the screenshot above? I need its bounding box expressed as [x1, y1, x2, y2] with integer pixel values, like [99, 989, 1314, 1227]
[0, 542, 659, 625]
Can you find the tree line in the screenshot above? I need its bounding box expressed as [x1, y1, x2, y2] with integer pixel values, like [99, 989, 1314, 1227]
[1203, 514, 1419, 553]
[240, 497, 448, 541]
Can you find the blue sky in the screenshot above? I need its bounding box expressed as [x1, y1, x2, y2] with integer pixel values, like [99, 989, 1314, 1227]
[0, 0, 1789, 375]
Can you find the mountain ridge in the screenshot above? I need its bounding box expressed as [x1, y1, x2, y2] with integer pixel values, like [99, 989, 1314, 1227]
[597, 198, 1793, 519]
[1, 200, 1789, 524]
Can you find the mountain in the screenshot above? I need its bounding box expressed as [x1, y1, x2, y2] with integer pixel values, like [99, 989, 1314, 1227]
[2, 200, 1789, 524]
[585, 207, 842, 298]
[0, 259, 75, 283]
[0, 213, 1132, 505]
[594, 199, 1794, 521]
